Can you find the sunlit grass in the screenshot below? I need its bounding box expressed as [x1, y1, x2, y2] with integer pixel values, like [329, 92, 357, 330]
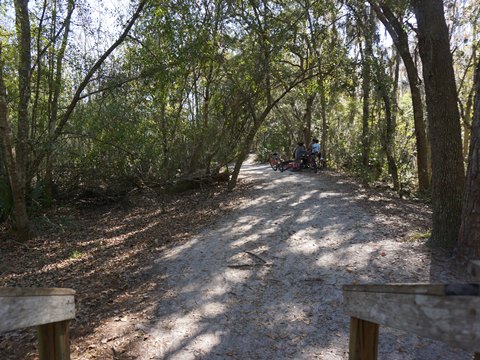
[406, 230, 431, 242]
[69, 250, 84, 259]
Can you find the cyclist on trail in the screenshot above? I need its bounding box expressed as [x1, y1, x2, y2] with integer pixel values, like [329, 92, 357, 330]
[291, 142, 307, 170]
[311, 138, 325, 162]
[311, 138, 320, 157]
[294, 142, 306, 161]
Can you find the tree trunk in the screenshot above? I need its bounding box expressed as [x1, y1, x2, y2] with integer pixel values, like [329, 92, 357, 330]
[319, 76, 328, 160]
[228, 120, 259, 191]
[360, 6, 375, 171]
[0, 44, 29, 240]
[305, 0, 329, 161]
[457, 60, 480, 258]
[461, 21, 477, 161]
[361, 44, 371, 170]
[390, 53, 400, 191]
[8, 0, 32, 239]
[377, 56, 400, 191]
[44, 0, 74, 203]
[14, 0, 31, 192]
[303, 93, 315, 146]
[412, 0, 465, 249]
[463, 82, 475, 160]
[369, 2, 430, 192]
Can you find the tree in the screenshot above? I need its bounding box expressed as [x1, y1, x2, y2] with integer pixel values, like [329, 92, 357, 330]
[0, 42, 30, 240]
[368, 1, 430, 192]
[457, 59, 480, 258]
[359, 5, 375, 171]
[1, 0, 147, 239]
[226, 0, 314, 189]
[7, 0, 32, 239]
[374, 52, 400, 190]
[411, 0, 465, 249]
[303, 0, 342, 161]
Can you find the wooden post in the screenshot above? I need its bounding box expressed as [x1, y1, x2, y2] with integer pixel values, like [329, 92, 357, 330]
[468, 260, 480, 360]
[349, 317, 379, 360]
[38, 320, 70, 360]
[0, 288, 75, 359]
[468, 260, 480, 281]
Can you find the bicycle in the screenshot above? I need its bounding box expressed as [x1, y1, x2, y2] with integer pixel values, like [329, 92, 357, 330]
[303, 153, 318, 173]
[269, 151, 324, 173]
[268, 152, 282, 171]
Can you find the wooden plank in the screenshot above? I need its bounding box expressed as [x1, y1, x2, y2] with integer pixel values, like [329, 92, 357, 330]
[468, 261, 480, 281]
[349, 317, 379, 360]
[343, 283, 480, 296]
[38, 321, 70, 360]
[343, 290, 480, 352]
[0, 288, 76, 297]
[0, 294, 75, 332]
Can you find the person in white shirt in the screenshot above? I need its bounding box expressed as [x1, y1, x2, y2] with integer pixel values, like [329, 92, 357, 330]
[311, 138, 320, 157]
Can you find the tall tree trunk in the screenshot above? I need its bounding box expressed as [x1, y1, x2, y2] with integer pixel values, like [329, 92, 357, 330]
[369, 2, 430, 192]
[412, 0, 465, 249]
[45, 0, 74, 203]
[14, 0, 31, 188]
[228, 119, 260, 191]
[461, 21, 478, 161]
[390, 53, 400, 191]
[11, 0, 31, 239]
[31, 0, 48, 142]
[463, 90, 474, 159]
[457, 60, 480, 259]
[159, 101, 169, 169]
[360, 6, 375, 171]
[377, 56, 400, 191]
[303, 92, 315, 147]
[0, 44, 29, 240]
[319, 76, 328, 160]
[305, 0, 329, 161]
[361, 44, 371, 170]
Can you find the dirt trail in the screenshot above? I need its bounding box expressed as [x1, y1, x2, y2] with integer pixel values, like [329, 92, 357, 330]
[132, 158, 470, 360]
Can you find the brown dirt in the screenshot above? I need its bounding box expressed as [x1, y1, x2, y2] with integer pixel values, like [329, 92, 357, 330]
[0, 182, 248, 359]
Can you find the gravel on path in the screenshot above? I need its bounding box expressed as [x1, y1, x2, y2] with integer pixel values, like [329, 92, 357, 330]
[132, 159, 471, 360]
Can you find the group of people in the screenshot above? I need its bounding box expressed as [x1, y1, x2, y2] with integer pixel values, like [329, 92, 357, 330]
[293, 138, 322, 163]
[280, 138, 323, 171]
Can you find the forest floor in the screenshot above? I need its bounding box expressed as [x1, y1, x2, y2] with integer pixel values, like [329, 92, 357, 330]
[0, 156, 474, 359]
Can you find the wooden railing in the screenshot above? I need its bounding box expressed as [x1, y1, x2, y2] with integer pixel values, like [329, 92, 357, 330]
[343, 283, 480, 359]
[343, 260, 480, 360]
[0, 288, 76, 360]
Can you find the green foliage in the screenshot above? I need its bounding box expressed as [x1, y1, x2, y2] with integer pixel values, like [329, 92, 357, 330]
[1, 0, 477, 223]
[29, 181, 49, 210]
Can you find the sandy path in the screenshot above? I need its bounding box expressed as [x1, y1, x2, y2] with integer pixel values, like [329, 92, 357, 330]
[133, 159, 470, 359]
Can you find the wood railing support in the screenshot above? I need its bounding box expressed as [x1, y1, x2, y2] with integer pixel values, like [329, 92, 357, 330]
[468, 260, 480, 360]
[0, 288, 75, 360]
[38, 320, 71, 360]
[343, 283, 480, 358]
[349, 317, 379, 360]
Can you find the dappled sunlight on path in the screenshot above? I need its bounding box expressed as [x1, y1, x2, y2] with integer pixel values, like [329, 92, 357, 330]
[131, 159, 470, 360]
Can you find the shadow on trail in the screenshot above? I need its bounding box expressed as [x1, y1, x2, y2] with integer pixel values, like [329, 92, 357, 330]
[0, 186, 232, 359]
[0, 161, 469, 359]
[123, 162, 469, 360]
